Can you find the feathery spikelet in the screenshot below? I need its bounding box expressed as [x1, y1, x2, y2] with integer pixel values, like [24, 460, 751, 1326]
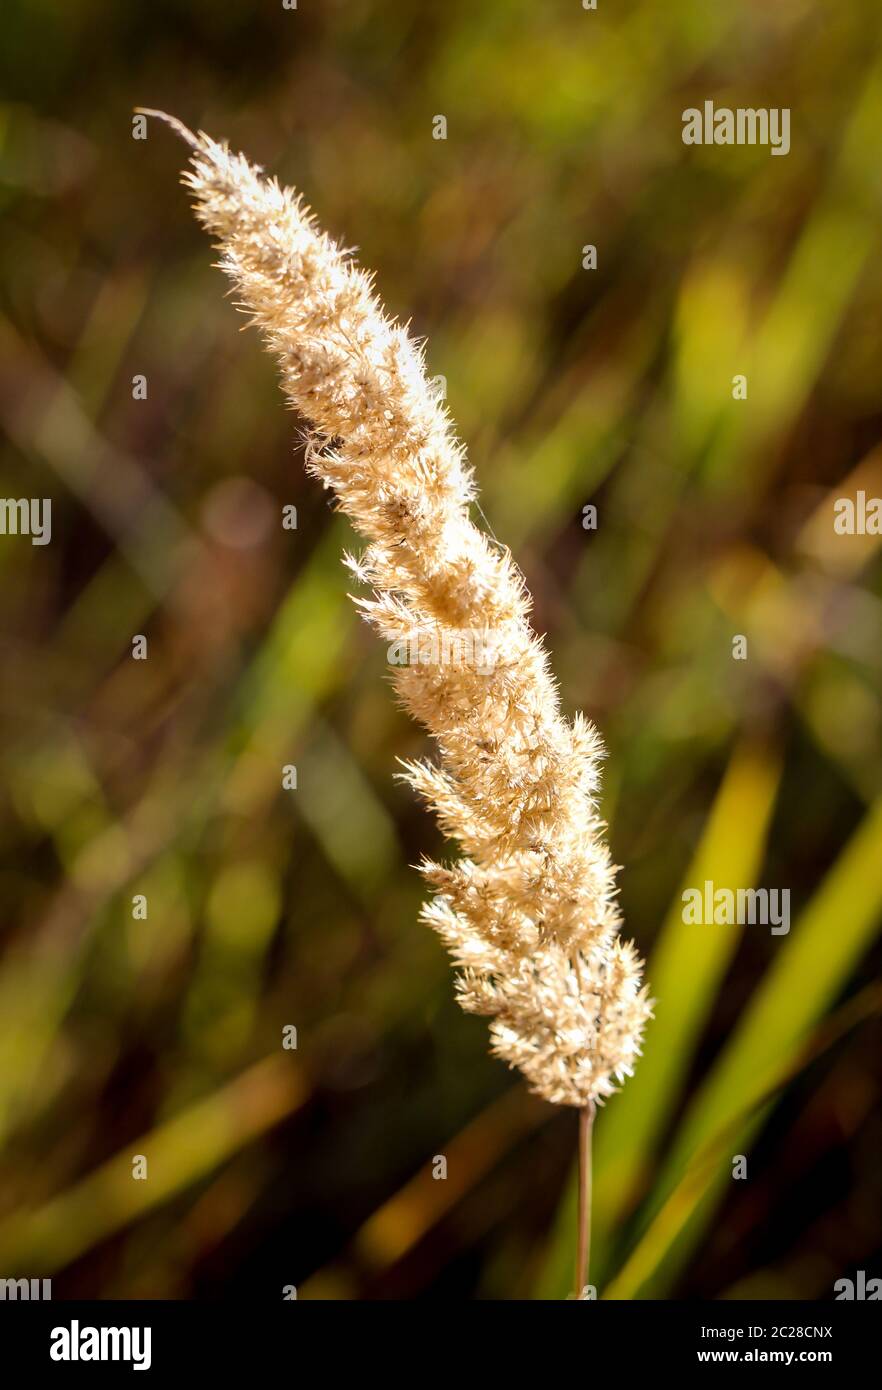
[145, 111, 652, 1108]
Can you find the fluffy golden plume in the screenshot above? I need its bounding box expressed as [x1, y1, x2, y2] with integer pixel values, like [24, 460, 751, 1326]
[142, 110, 651, 1108]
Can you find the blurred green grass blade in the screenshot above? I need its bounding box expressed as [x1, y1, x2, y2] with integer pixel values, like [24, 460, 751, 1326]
[0, 1055, 307, 1275]
[488, 360, 650, 552]
[235, 518, 355, 732]
[663, 792, 882, 1180]
[294, 716, 400, 905]
[595, 741, 782, 1267]
[673, 260, 751, 463]
[707, 61, 882, 488]
[535, 738, 781, 1298]
[608, 794, 882, 1297]
[605, 983, 882, 1300]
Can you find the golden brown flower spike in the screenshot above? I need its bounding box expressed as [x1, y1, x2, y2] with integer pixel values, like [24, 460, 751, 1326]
[142, 109, 652, 1287]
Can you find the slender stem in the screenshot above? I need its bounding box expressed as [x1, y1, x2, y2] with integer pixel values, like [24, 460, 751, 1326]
[575, 1101, 596, 1298]
[134, 108, 200, 148]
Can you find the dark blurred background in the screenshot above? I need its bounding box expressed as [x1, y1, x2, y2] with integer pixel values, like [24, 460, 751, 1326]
[0, 0, 881, 1300]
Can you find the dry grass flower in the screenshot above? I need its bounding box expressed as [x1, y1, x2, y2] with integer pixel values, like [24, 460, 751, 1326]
[142, 113, 651, 1274]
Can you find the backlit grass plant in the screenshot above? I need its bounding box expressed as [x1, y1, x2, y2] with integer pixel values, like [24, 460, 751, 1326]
[141, 109, 652, 1295]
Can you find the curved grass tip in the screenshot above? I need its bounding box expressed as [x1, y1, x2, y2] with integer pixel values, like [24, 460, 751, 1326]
[134, 107, 200, 149]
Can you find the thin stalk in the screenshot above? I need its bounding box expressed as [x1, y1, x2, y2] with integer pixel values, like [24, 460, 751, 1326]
[575, 1101, 596, 1298]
